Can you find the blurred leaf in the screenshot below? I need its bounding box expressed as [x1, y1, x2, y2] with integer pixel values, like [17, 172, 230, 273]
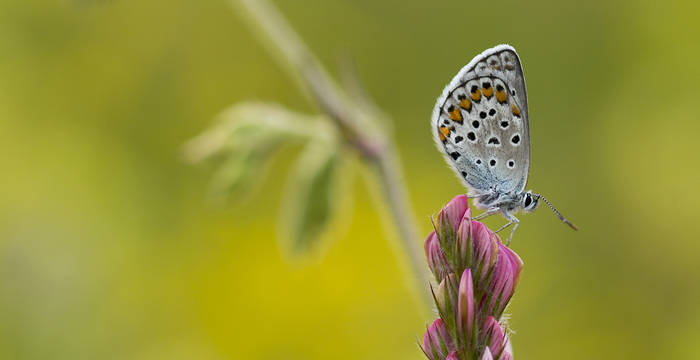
[183, 102, 321, 164]
[279, 126, 342, 256]
[184, 102, 327, 199]
[207, 143, 266, 200]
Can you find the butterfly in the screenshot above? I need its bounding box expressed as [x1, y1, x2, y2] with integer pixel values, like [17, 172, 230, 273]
[431, 44, 577, 244]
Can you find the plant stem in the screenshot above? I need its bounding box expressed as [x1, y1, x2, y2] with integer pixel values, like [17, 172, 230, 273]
[232, 0, 431, 312]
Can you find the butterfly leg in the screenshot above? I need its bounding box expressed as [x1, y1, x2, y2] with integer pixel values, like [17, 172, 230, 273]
[473, 207, 500, 221]
[493, 213, 520, 245]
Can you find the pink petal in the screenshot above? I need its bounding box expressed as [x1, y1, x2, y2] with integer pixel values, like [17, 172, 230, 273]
[422, 318, 455, 360]
[455, 218, 472, 269]
[489, 241, 524, 315]
[501, 341, 514, 360]
[439, 194, 469, 234]
[483, 316, 507, 357]
[499, 242, 524, 288]
[426, 233, 450, 281]
[480, 347, 494, 360]
[487, 246, 515, 315]
[457, 269, 475, 342]
[446, 351, 459, 360]
[425, 231, 437, 258]
[471, 221, 496, 281]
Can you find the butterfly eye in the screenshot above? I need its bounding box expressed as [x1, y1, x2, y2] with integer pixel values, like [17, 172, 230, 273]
[524, 194, 532, 207]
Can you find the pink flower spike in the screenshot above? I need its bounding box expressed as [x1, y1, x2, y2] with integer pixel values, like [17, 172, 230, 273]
[457, 269, 475, 343]
[483, 316, 507, 358]
[420, 194, 525, 360]
[480, 347, 493, 360]
[422, 319, 456, 360]
[438, 194, 469, 234]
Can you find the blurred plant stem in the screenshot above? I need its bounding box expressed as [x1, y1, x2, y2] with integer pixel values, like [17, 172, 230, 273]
[232, 0, 430, 312]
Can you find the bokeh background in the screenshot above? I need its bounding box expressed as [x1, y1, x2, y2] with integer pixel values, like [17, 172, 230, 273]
[2, 0, 700, 359]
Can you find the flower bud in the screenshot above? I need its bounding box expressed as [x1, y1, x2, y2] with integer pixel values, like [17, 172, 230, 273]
[456, 269, 475, 347]
[486, 240, 524, 317]
[437, 195, 470, 250]
[425, 231, 451, 281]
[500, 350, 513, 360]
[438, 194, 469, 232]
[433, 274, 458, 324]
[480, 347, 493, 360]
[455, 216, 472, 271]
[470, 221, 498, 283]
[483, 316, 509, 359]
[421, 318, 456, 360]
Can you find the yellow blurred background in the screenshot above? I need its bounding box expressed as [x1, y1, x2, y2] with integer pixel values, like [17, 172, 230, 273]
[2, 0, 700, 359]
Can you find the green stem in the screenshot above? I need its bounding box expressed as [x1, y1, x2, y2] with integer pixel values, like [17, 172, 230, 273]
[231, 0, 431, 312]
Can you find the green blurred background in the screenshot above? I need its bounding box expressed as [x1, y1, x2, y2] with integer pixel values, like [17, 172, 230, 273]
[2, 0, 700, 359]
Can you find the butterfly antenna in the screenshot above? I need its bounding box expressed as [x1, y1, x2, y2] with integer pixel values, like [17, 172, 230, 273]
[534, 194, 578, 231]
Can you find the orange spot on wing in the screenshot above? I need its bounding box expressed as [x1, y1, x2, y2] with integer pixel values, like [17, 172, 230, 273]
[482, 86, 493, 98]
[459, 98, 471, 111]
[449, 108, 463, 122]
[511, 103, 521, 117]
[471, 88, 482, 102]
[496, 90, 507, 103]
[438, 126, 450, 142]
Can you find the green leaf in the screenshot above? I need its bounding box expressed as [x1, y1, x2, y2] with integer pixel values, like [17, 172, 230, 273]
[279, 131, 341, 256]
[183, 102, 326, 199]
[183, 102, 321, 164]
[207, 143, 266, 200]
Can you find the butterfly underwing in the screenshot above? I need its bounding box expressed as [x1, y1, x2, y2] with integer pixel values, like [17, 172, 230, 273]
[431, 44, 577, 244]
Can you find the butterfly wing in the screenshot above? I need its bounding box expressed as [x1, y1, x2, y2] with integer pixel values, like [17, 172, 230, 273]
[431, 44, 530, 194]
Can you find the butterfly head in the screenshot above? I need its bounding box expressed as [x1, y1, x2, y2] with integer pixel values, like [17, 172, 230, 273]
[521, 191, 539, 212]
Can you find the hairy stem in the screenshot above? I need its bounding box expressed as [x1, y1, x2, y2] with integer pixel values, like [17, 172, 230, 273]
[232, 0, 430, 311]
